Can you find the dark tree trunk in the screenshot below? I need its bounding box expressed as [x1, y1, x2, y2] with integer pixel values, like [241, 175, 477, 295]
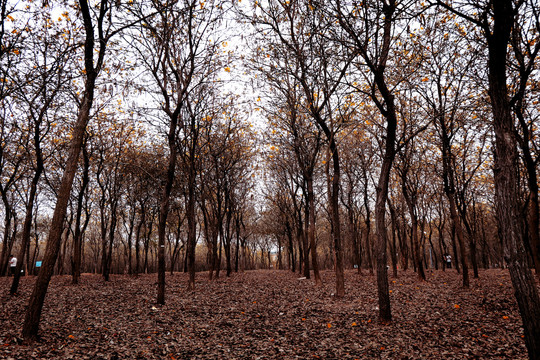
[516, 107, 540, 277]
[134, 203, 145, 277]
[362, 169, 373, 275]
[388, 199, 399, 277]
[0, 198, 14, 276]
[487, 2, 540, 355]
[157, 107, 179, 305]
[186, 161, 197, 290]
[306, 177, 321, 284]
[438, 112, 468, 286]
[72, 143, 90, 284]
[299, 205, 309, 279]
[10, 119, 44, 294]
[21, 0, 105, 340]
[401, 174, 425, 281]
[103, 198, 118, 282]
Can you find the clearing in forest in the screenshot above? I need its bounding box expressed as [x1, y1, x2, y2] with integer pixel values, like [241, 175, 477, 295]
[0, 269, 529, 359]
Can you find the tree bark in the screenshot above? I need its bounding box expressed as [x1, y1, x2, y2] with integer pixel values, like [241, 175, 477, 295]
[438, 111, 469, 287]
[10, 123, 44, 294]
[306, 176, 321, 285]
[486, 1, 540, 356]
[72, 143, 90, 284]
[157, 107, 179, 304]
[21, 0, 107, 340]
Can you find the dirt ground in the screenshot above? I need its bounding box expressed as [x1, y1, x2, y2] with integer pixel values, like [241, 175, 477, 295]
[0, 269, 531, 359]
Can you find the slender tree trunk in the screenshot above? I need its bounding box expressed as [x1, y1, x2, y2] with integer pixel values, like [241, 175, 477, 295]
[398, 207, 409, 271]
[388, 199, 399, 278]
[373, 86, 397, 323]
[438, 111, 468, 286]
[323, 135, 344, 297]
[516, 109, 540, 277]
[375, 154, 393, 323]
[186, 163, 197, 290]
[10, 171, 42, 293]
[10, 118, 44, 293]
[362, 170, 374, 275]
[72, 143, 90, 284]
[0, 201, 13, 276]
[225, 197, 233, 277]
[126, 209, 135, 276]
[299, 206, 309, 279]
[402, 175, 425, 281]
[234, 215, 241, 272]
[134, 204, 145, 277]
[157, 109, 179, 305]
[348, 203, 362, 275]
[306, 177, 321, 284]
[286, 220, 295, 273]
[21, 0, 102, 339]
[104, 199, 117, 281]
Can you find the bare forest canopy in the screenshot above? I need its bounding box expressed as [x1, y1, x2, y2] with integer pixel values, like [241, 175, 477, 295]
[1, 0, 540, 357]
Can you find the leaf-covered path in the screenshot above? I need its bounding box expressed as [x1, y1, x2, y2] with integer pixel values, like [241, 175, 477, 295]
[0, 269, 529, 359]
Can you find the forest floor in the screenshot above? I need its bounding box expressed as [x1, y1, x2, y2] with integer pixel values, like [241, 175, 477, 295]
[0, 269, 532, 359]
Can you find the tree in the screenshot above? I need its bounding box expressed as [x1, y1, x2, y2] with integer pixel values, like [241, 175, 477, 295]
[435, 0, 540, 357]
[507, 2, 540, 278]
[253, 53, 324, 282]
[132, 0, 228, 297]
[247, 0, 356, 297]
[9, 5, 73, 293]
[335, 0, 407, 323]
[22, 0, 129, 340]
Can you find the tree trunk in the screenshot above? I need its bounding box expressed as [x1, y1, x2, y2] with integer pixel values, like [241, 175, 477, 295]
[10, 119, 44, 293]
[0, 199, 13, 276]
[319, 132, 344, 297]
[306, 176, 321, 284]
[21, 0, 103, 339]
[388, 199, 399, 277]
[373, 86, 397, 324]
[402, 176, 425, 281]
[487, 1, 540, 356]
[157, 107, 179, 304]
[72, 143, 90, 284]
[362, 169, 374, 275]
[516, 108, 540, 277]
[186, 162, 197, 290]
[438, 111, 468, 286]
